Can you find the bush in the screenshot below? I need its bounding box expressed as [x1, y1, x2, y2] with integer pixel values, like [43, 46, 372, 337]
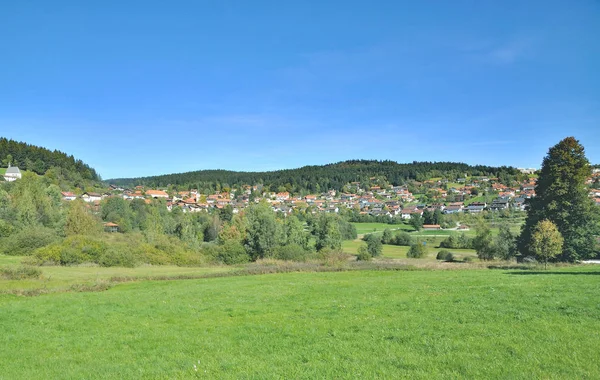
[33, 244, 62, 264]
[98, 248, 137, 268]
[463, 256, 475, 263]
[317, 249, 350, 266]
[0, 265, 42, 280]
[356, 244, 372, 261]
[440, 233, 472, 249]
[0, 227, 59, 256]
[215, 240, 251, 265]
[436, 250, 454, 262]
[273, 244, 312, 262]
[364, 234, 383, 257]
[392, 231, 413, 246]
[407, 242, 427, 258]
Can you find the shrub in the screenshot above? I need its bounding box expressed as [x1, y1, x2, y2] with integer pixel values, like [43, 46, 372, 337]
[216, 240, 251, 265]
[407, 242, 427, 258]
[364, 234, 383, 257]
[436, 250, 454, 262]
[463, 256, 475, 263]
[356, 244, 372, 261]
[33, 243, 62, 264]
[273, 244, 312, 262]
[0, 227, 59, 256]
[317, 249, 350, 266]
[98, 248, 137, 268]
[392, 231, 413, 246]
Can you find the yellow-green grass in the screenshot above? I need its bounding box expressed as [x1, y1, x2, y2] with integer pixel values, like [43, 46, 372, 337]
[0, 255, 234, 293]
[351, 222, 413, 235]
[343, 240, 411, 258]
[342, 240, 477, 260]
[1, 267, 600, 378]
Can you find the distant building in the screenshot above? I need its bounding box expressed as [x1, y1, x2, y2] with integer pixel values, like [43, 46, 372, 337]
[61, 192, 77, 201]
[518, 168, 537, 174]
[81, 192, 103, 203]
[3, 165, 22, 182]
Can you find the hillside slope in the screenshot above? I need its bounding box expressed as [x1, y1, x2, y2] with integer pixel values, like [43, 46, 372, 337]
[108, 160, 520, 192]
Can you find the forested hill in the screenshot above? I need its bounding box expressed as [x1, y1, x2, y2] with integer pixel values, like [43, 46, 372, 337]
[0, 137, 100, 181]
[109, 160, 521, 193]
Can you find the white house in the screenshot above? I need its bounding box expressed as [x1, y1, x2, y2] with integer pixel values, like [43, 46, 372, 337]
[3, 165, 22, 182]
[81, 192, 102, 203]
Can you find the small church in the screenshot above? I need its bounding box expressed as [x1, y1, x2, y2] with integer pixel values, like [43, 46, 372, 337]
[3, 164, 22, 182]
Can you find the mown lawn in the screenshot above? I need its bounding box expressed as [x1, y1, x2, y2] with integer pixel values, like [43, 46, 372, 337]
[342, 240, 477, 260]
[351, 222, 413, 235]
[1, 267, 599, 378]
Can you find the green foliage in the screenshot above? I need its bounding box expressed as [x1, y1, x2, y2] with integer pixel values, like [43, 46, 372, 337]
[65, 200, 100, 236]
[338, 219, 358, 240]
[518, 137, 599, 261]
[0, 137, 99, 180]
[273, 244, 313, 262]
[494, 223, 517, 260]
[313, 213, 342, 252]
[283, 216, 310, 250]
[382, 229, 393, 244]
[213, 240, 250, 265]
[440, 233, 473, 249]
[409, 214, 424, 231]
[109, 160, 521, 194]
[244, 201, 283, 260]
[0, 227, 59, 256]
[364, 234, 383, 257]
[436, 250, 454, 262]
[473, 222, 495, 261]
[392, 231, 414, 246]
[407, 242, 427, 258]
[530, 220, 564, 269]
[356, 244, 372, 261]
[98, 248, 137, 268]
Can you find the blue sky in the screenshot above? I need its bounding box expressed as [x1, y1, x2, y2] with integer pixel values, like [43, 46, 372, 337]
[1, 0, 599, 179]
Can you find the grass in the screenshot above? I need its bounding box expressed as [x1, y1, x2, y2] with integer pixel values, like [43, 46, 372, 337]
[343, 240, 412, 258]
[343, 239, 478, 260]
[1, 266, 599, 378]
[0, 256, 234, 293]
[351, 222, 413, 235]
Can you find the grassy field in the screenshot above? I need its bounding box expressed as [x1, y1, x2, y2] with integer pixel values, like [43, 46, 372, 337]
[0, 167, 5, 175]
[0, 256, 234, 293]
[342, 240, 477, 260]
[351, 222, 414, 235]
[1, 266, 599, 378]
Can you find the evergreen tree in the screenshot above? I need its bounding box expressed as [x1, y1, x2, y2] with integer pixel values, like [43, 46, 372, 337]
[517, 137, 599, 261]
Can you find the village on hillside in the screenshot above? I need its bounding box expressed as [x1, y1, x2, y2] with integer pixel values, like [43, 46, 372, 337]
[6, 164, 599, 231]
[5, 164, 600, 222]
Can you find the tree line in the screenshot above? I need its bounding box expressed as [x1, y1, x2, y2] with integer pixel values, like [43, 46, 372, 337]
[0, 137, 100, 181]
[109, 160, 523, 194]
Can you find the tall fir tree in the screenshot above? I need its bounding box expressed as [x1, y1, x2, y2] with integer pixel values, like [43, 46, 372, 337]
[517, 137, 599, 261]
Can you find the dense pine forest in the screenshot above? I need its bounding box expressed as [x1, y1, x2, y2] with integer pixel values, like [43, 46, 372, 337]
[109, 160, 522, 192]
[0, 137, 100, 181]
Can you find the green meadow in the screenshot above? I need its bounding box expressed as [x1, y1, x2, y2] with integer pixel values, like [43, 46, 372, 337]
[1, 263, 600, 379]
[351, 222, 414, 235]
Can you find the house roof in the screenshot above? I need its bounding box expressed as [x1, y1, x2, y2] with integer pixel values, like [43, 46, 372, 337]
[146, 190, 168, 196]
[5, 166, 21, 174]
